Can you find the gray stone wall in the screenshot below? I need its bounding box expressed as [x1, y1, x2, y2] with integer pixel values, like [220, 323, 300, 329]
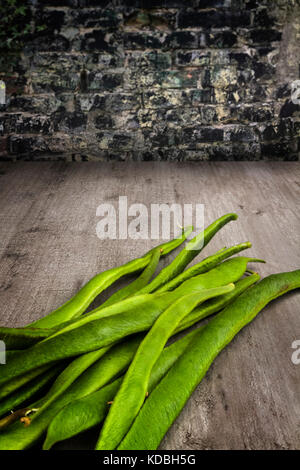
[0, 0, 300, 161]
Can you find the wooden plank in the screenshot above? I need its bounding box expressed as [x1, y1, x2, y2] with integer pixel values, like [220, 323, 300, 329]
[0, 161, 299, 450]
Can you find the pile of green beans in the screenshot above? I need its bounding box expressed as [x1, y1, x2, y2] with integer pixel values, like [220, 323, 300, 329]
[0, 212, 298, 451]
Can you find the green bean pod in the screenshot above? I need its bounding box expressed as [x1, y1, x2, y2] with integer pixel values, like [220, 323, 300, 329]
[0, 336, 145, 449]
[0, 258, 258, 352]
[118, 269, 300, 450]
[26, 228, 192, 330]
[175, 272, 260, 334]
[0, 326, 57, 350]
[43, 328, 202, 449]
[49, 256, 259, 339]
[34, 346, 112, 413]
[0, 274, 260, 449]
[41, 275, 260, 446]
[0, 366, 63, 419]
[43, 275, 259, 447]
[136, 213, 238, 294]
[0, 363, 57, 401]
[157, 241, 252, 293]
[0, 257, 259, 385]
[99, 248, 161, 308]
[2, 273, 255, 405]
[96, 284, 234, 450]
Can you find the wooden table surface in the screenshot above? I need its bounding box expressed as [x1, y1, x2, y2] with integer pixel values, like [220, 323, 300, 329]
[0, 161, 299, 450]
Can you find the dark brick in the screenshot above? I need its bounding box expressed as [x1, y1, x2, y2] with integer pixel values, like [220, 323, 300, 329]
[280, 100, 300, 118]
[176, 51, 210, 66]
[103, 93, 140, 111]
[120, 0, 193, 7]
[256, 47, 276, 57]
[97, 132, 135, 150]
[127, 52, 172, 69]
[206, 31, 237, 48]
[143, 90, 189, 108]
[229, 52, 253, 67]
[261, 141, 298, 159]
[253, 62, 275, 80]
[178, 9, 251, 28]
[78, 0, 111, 6]
[164, 32, 198, 49]
[123, 10, 177, 30]
[241, 83, 268, 102]
[249, 29, 282, 44]
[80, 30, 114, 51]
[88, 72, 123, 91]
[189, 89, 215, 105]
[158, 70, 200, 89]
[36, 10, 66, 32]
[276, 84, 290, 99]
[124, 33, 165, 50]
[88, 53, 124, 68]
[226, 126, 258, 142]
[9, 136, 49, 155]
[182, 126, 224, 146]
[132, 148, 185, 162]
[143, 128, 179, 147]
[261, 124, 277, 141]
[26, 35, 70, 52]
[88, 95, 106, 110]
[252, 8, 275, 28]
[277, 118, 295, 139]
[198, 0, 231, 7]
[94, 114, 115, 129]
[70, 9, 121, 29]
[244, 0, 259, 9]
[31, 73, 79, 93]
[234, 105, 273, 123]
[14, 115, 53, 134]
[39, 1, 77, 5]
[53, 111, 87, 132]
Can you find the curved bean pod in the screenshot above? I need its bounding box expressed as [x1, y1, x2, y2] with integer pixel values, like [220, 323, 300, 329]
[39, 276, 261, 447]
[0, 335, 144, 449]
[175, 272, 260, 334]
[26, 228, 192, 330]
[157, 241, 252, 293]
[0, 364, 56, 401]
[49, 256, 257, 340]
[41, 275, 260, 447]
[0, 365, 62, 419]
[43, 328, 202, 449]
[0, 258, 258, 352]
[35, 346, 112, 413]
[0, 257, 259, 385]
[118, 269, 300, 450]
[0, 275, 259, 448]
[0, 326, 57, 351]
[96, 284, 234, 450]
[100, 248, 161, 308]
[136, 213, 238, 295]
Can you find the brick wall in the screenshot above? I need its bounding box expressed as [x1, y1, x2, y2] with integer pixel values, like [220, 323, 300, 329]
[0, 0, 300, 161]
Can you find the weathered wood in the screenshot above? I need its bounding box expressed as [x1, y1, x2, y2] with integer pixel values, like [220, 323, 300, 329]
[0, 162, 299, 450]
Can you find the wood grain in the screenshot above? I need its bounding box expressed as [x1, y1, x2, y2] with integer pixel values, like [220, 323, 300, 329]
[0, 162, 299, 450]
